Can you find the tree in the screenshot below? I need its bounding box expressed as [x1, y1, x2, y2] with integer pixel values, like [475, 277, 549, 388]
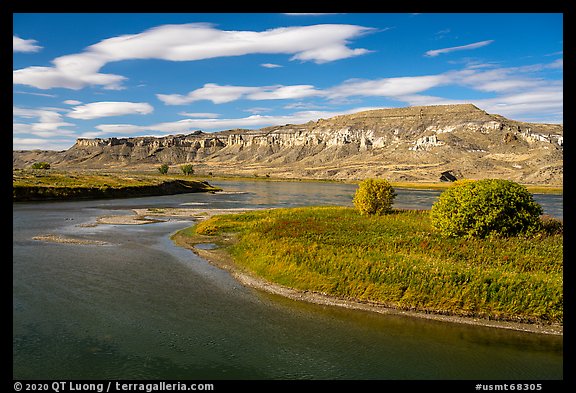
[31, 162, 50, 169]
[180, 164, 194, 176]
[353, 178, 396, 215]
[158, 164, 169, 175]
[430, 179, 543, 238]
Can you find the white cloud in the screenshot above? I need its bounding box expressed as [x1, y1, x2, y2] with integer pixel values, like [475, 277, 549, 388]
[95, 107, 382, 136]
[93, 123, 146, 135]
[13, 137, 73, 151]
[63, 100, 83, 105]
[156, 58, 562, 114]
[326, 75, 449, 98]
[158, 83, 322, 105]
[67, 102, 154, 120]
[395, 94, 470, 107]
[548, 58, 563, 69]
[479, 86, 563, 118]
[177, 112, 220, 118]
[425, 40, 494, 57]
[392, 84, 562, 124]
[162, 80, 431, 106]
[13, 64, 126, 90]
[158, 84, 261, 105]
[283, 13, 344, 16]
[14, 91, 57, 98]
[248, 85, 321, 100]
[261, 63, 283, 68]
[244, 107, 273, 114]
[14, 23, 374, 90]
[13, 35, 42, 53]
[13, 106, 76, 135]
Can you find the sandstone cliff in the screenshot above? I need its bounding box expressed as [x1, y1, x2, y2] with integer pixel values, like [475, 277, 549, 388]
[13, 104, 563, 185]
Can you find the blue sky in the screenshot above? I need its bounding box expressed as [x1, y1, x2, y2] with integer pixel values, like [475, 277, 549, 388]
[13, 13, 563, 151]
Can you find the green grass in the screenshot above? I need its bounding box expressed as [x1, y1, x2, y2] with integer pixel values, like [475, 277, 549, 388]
[12, 169, 221, 201]
[184, 206, 562, 324]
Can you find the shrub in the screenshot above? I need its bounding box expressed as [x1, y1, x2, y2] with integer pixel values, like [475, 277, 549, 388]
[180, 164, 194, 176]
[31, 162, 50, 170]
[539, 215, 563, 236]
[158, 164, 169, 175]
[353, 178, 396, 215]
[430, 179, 543, 238]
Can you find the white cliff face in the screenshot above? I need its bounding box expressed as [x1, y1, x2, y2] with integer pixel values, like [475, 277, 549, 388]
[15, 104, 561, 185]
[73, 118, 562, 160]
[68, 105, 562, 173]
[409, 135, 445, 151]
[519, 129, 563, 146]
[73, 114, 562, 158]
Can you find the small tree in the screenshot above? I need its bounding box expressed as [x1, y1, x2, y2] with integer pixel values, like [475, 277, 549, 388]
[430, 178, 543, 238]
[158, 164, 169, 175]
[31, 162, 50, 170]
[353, 178, 396, 215]
[180, 164, 194, 176]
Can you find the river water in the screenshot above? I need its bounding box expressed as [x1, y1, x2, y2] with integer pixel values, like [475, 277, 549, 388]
[13, 180, 563, 380]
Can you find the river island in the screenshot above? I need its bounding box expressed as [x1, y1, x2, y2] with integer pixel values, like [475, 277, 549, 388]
[15, 170, 562, 335]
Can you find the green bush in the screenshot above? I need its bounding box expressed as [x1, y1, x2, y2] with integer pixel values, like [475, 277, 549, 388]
[539, 215, 563, 236]
[353, 178, 396, 215]
[180, 164, 194, 176]
[31, 162, 50, 170]
[158, 164, 169, 175]
[430, 179, 543, 238]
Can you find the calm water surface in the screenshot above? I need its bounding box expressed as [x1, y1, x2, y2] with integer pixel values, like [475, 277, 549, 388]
[13, 181, 563, 379]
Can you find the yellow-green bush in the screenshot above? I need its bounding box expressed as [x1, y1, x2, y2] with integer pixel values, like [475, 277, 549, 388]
[353, 179, 396, 215]
[430, 179, 543, 238]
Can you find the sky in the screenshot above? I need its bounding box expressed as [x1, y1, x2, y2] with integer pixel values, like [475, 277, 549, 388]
[13, 13, 563, 151]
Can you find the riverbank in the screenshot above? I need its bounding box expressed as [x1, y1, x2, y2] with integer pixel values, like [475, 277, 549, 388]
[12, 170, 221, 201]
[138, 170, 564, 194]
[171, 207, 563, 335]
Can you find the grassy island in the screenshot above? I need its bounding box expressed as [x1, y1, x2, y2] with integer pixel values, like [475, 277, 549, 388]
[12, 170, 221, 201]
[174, 206, 562, 326]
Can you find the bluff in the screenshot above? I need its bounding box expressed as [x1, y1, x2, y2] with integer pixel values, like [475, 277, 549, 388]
[13, 104, 563, 185]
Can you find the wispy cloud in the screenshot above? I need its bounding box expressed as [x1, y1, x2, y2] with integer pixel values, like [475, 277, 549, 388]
[13, 137, 73, 151]
[425, 40, 494, 57]
[157, 83, 322, 105]
[63, 100, 83, 105]
[158, 75, 447, 105]
[283, 13, 344, 16]
[67, 101, 154, 120]
[261, 63, 283, 68]
[14, 90, 57, 98]
[177, 112, 220, 118]
[14, 23, 374, 91]
[13, 106, 76, 135]
[13, 35, 43, 53]
[157, 84, 261, 105]
[94, 107, 381, 136]
[154, 57, 562, 124]
[326, 75, 448, 99]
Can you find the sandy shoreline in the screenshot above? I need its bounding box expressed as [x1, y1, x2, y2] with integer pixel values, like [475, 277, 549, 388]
[179, 240, 563, 336]
[32, 234, 110, 245]
[67, 206, 562, 336]
[93, 207, 253, 225]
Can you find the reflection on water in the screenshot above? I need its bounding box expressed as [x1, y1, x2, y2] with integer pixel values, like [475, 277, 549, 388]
[13, 181, 563, 379]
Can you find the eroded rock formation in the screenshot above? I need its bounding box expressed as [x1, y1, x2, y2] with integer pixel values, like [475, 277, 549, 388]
[13, 104, 563, 184]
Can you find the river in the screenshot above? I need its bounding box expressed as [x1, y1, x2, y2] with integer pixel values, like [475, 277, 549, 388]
[12, 180, 563, 380]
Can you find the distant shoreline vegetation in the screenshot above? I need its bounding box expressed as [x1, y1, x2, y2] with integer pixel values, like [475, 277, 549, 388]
[12, 169, 221, 201]
[10, 168, 563, 196]
[175, 206, 562, 327]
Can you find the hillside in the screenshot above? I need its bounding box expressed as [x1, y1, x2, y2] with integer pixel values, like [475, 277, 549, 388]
[13, 104, 563, 185]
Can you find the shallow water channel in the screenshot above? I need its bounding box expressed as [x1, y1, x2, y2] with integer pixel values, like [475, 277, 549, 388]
[13, 180, 563, 379]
